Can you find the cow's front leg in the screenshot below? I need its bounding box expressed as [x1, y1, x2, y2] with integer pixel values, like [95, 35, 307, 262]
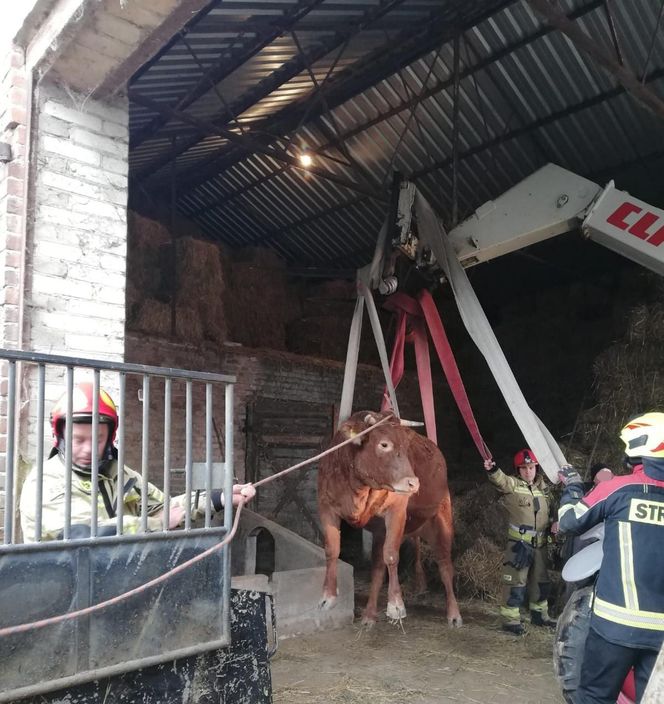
[319, 505, 341, 610]
[384, 505, 407, 621]
[361, 528, 386, 626]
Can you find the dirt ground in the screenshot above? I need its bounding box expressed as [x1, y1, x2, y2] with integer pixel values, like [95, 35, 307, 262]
[271, 598, 564, 704]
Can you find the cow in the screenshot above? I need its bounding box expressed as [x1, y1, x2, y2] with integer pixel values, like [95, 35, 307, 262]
[318, 411, 462, 627]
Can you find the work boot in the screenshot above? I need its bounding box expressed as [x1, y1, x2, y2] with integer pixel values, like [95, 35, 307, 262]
[531, 610, 557, 628]
[502, 621, 525, 635]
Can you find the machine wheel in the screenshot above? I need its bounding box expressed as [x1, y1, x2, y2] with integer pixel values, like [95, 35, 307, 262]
[553, 585, 593, 703]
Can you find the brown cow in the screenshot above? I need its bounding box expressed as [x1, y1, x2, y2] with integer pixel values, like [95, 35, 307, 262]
[318, 411, 462, 627]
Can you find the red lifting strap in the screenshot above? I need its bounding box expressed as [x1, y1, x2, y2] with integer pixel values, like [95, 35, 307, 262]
[382, 290, 491, 460]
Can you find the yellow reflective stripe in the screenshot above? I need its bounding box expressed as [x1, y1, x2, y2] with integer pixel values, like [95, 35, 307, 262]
[594, 597, 664, 631]
[619, 521, 639, 611]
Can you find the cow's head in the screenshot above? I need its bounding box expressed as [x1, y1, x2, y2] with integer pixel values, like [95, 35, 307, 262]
[339, 412, 419, 495]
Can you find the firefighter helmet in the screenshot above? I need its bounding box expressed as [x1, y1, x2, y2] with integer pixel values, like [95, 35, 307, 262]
[50, 382, 118, 447]
[620, 412, 664, 459]
[513, 448, 538, 469]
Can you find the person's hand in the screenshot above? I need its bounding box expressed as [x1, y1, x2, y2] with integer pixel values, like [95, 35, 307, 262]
[168, 504, 186, 529]
[550, 521, 559, 535]
[558, 464, 583, 486]
[483, 459, 496, 472]
[232, 483, 256, 505]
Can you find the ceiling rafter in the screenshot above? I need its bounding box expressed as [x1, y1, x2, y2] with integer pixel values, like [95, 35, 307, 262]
[130, 0, 327, 150]
[131, 0, 411, 180]
[160, 0, 600, 210]
[129, 91, 387, 201]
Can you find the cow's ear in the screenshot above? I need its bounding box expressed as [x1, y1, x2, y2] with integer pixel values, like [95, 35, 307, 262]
[363, 413, 378, 426]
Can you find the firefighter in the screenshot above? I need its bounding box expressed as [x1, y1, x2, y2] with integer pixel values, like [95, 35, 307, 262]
[19, 382, 255, 542]
[558, 412, 664, 703]
[484, 449, 556, 635]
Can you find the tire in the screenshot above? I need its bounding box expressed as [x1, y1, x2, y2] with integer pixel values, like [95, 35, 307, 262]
[553, 585, 593, 703]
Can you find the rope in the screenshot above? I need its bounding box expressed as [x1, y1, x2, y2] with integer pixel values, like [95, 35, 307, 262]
[0, 413, 393, 638]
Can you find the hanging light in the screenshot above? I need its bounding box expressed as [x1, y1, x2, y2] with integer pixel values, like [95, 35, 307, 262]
[299, 149, 313, 168]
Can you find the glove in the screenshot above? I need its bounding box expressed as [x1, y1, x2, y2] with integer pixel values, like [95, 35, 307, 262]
[509, 541, 534, 570]
[558, 464, 583, 486]
[483, 459, 497, 472]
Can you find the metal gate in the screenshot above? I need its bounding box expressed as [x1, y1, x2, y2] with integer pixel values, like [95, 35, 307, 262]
[0, 349, 238, 702]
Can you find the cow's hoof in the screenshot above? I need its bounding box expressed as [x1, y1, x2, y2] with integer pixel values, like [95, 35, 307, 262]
[319, 594, 337, 610]
[386, 601, 407, 620]
[447, 614, 463, 628]
[360, 616, 377, 629]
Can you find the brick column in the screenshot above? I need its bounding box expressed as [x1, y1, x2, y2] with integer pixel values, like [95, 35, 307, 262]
[0, 44, 29, 539]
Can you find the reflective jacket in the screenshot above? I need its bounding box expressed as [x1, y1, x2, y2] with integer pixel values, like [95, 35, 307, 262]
[20, 454, 212, 542]
[487, 467, 552, 545]
[559, 460, 664, 650]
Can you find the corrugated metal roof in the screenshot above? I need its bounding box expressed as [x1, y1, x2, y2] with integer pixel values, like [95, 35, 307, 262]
[129, 0, 664, 272]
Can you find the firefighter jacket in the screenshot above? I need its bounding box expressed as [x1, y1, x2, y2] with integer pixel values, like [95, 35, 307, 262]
[20, 454, 214, 543]
[559, 458, 664, 650]
[487, 467, 553, 546]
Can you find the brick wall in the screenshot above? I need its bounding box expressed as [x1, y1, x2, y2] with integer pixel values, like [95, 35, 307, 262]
[0, 45, 29, 539]
[124, 333, 424, 489]
[5, 80, 130, 538]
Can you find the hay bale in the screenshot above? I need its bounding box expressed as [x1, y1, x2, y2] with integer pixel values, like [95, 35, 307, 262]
[455, 536, 504, 601]
[176, 237, 226, 343]
[130, 298, 172, 337]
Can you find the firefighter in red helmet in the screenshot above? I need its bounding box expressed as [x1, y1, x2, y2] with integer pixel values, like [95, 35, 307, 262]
[484, 448, 556, 634]
[20, 383, 255, 542]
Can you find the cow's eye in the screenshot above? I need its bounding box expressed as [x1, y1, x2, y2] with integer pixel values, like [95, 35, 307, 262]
[379, 441, 390, 450]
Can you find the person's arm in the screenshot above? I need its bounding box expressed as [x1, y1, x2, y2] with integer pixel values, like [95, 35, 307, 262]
[168, 484, 257, 526]
[558, 465, 604, 535]
[483, 459, 517, 494]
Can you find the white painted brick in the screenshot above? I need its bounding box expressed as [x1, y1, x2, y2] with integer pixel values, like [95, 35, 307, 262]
[39, 169, 127, 205]
[101, 120, 128, 139]
[102, 155, 129, 176]
[34, 310, 109, 335]
[94, 283, 126, 305]
[34, 188, 70, 209]
[42, 135, 100, 166]
[35, 205, 127, 238]
[30, 293, 125, 321]
[71, 127, 127, 156]
[39, 114, 71, 138]
[32, 272, 96, 300]
[65, 333, 124, 355]
[43, 100, 103, 132]
[84, 99, 128, 127]
[32, 256, 69, 278]
[33, 240, 126, 272]
[68, 161, 127, 189]
[28, 327, 67, 350]
[36, 153, 68, 175]
[40, 169, 100, 199]
[68, 194, 125, 221]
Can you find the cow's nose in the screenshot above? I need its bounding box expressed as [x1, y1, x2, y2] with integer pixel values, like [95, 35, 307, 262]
[408, 477, 420, 492]
[392, 476, 420, 494]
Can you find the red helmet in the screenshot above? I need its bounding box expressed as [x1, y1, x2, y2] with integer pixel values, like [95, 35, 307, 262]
[50, 382, 118, 447]
[513, 448, 538, 469]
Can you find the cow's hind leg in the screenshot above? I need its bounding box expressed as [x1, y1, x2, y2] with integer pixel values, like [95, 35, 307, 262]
[421, 500, 462, 627]
[412, 536, 428, 596]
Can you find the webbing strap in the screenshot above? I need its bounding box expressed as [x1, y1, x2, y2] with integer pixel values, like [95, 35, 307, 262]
[338, 281, 400, 428]
[414, 191, 567, 483]
[418, 290, 489, 459]
[382, 291, 488, 457]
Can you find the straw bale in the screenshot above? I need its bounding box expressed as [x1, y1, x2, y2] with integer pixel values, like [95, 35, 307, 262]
[559, 273, 664, 476]
[176, 237, 226, 343]
[130, 298, 173, 337]
[455, 537, 504, 601]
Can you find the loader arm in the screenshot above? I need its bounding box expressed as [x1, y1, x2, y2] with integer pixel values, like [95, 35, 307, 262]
[445, 163, 664, 276]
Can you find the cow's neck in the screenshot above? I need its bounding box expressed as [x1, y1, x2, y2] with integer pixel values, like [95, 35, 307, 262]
[345, 476, 393, 527]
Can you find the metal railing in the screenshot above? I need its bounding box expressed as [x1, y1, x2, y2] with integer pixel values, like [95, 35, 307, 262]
[0, 349, 236, 549]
